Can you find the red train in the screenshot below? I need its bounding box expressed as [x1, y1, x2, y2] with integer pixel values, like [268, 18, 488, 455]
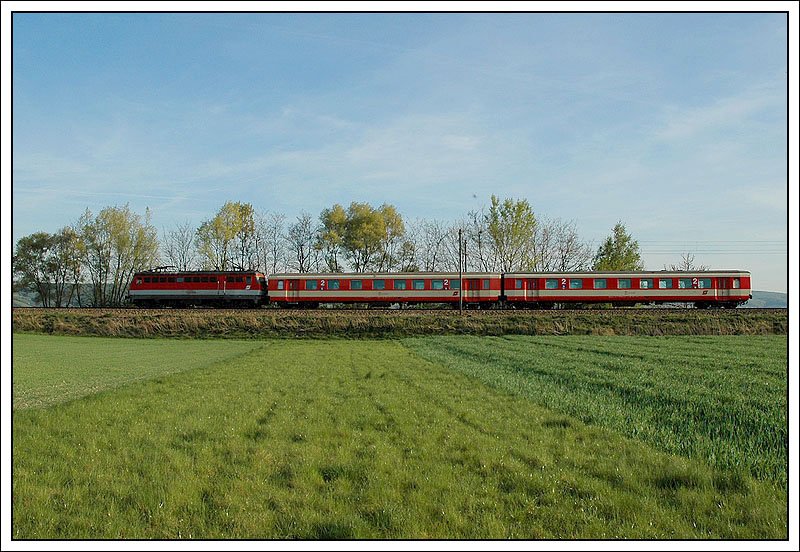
[128, 269, 752, 309]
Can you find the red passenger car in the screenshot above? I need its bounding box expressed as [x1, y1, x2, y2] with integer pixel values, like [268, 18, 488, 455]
[268, 272, 502, 307]
[128, 269, 267, 307]
[503, 270, 752, 308]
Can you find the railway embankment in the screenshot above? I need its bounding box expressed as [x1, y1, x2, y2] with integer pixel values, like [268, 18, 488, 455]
[12, 307, 787, 338]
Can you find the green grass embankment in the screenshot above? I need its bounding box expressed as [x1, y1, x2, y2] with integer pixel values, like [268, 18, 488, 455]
[11, 307, 787, 338]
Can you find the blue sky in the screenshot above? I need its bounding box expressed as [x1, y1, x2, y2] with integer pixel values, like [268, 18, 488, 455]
[11, 12, 789, 291]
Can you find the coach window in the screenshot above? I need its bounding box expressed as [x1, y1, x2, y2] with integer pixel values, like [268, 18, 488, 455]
[374, 280, 386, 290]
[432, 280, 444, 290]
[413, 280, 425, 290]
[618, 278, 631, 289]
[482, 279, 490, 290]
[659, 278, 672, 289]
[640, 278, 653, 289]
[452, 279, 460, 290]
[394, 280, 407, 290]
[678, 278, 692, 289]
[732, 278, 740, 289]
[545, 279, 558, 289]
[351, 280, 363, 290]
[699, 278, 712, 289]
[277, 280, 284, 290]
[201, 276, 208, 282]
[594, 278, 607, 289]
[329, 280, 340, 290]
[515, 279, 523, 289]
[144, 277, 151, 283]
[306, 280, 318, 290]
[569, 279, 583, 289]
[192, 276, 201, 282]
[169, 277, 176, 283]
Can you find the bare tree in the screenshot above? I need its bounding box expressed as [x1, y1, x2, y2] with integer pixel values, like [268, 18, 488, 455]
[161, 220, 198, 271]
[286, 212, 318, 273]
[665, 252, 709, 272]
[254, 211, 287, 275]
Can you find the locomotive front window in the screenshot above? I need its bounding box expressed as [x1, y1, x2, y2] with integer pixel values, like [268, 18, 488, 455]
[413, 280, 425, 290]
[640, 278, 653, 289]
[618, 279, 631, 289]
[678, 278, 692, 289]
[374, 280, 386, 290]
[136, 278, 142, 285]
[306, 280, 318, 290]
[569, 279, 582, 289]
[394, 280, 407, 290]
[329, 280, 340, 290]
[351, 280, 363, 290]
[593, 278, 607, 289]
[659, 278, 672, 289]
[431, 280, 444, 290]
[545, 279, 558, 289]
[699, 278, 712, 289]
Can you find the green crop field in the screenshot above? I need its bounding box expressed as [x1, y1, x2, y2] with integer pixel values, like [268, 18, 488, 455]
[12, 334, 787, 539]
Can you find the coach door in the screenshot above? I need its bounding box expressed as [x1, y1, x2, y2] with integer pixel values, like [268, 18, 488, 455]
[288, 279, 300, 302]
[466, 278, 481, 301]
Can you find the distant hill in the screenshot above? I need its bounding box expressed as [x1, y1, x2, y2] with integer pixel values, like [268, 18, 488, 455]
[743, 291, 787, 308]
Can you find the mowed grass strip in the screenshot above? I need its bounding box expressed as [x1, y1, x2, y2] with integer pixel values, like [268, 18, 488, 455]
[12, 334, 263, 409]
[13, 337, 786, 539]
[404, 335, 788, 488]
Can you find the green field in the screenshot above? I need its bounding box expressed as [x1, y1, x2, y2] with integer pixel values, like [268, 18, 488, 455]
[12, 334, 787, 539]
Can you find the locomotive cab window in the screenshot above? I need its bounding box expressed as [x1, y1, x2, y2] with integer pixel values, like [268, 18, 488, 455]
[569, 279, 582, 289]
[545, 279, 558, 289]
[136, 278, 142, 285]
[639, 278, 653, 289]
[374, 280, 386, 290]
[659, 278, 672, 289]
[617, 278, 631, 289]
[144, 277, 151, 283]
[351, 280, 363, 290]
[413, 280, 424, 290]
[394, 280, 407, 290]
[593, 278, 607, 289]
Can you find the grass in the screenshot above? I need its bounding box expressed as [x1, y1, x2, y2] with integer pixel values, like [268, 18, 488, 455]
[12, 307, 788, 338]
[12, 335, 787, 539]
[12, 334, 262, 409]
[404, 335, 788, 488]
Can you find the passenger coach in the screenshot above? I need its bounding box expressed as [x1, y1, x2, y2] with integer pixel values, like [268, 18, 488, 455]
[268, 272, 502, 307]
[503, 270, 752, 308]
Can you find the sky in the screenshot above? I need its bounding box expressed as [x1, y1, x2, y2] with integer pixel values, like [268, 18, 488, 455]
[9, 9, 791, 292]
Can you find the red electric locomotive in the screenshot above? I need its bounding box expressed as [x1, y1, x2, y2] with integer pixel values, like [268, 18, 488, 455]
[128, 268, 267, 307]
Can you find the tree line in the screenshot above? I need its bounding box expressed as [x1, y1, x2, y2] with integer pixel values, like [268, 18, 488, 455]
[13, 197, 647, 307]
